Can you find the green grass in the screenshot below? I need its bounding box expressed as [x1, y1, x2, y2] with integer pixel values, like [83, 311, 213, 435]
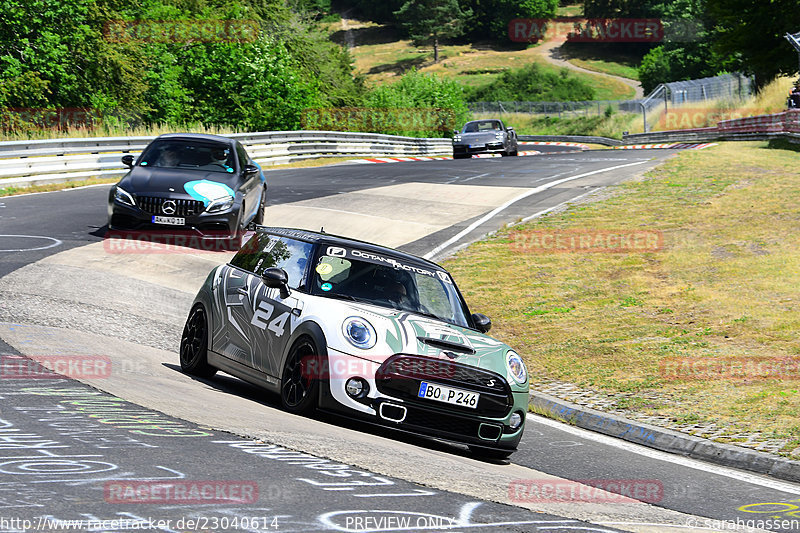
[473, 112, 642, 138]
[443, 141, 800, 447]
[558, 43, 644, 81]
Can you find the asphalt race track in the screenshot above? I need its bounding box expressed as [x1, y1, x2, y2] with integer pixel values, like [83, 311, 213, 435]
[1, 148, 799, 533]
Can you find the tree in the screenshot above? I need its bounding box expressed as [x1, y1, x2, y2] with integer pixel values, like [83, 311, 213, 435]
[394, 0, 471, 62]
[706, 0, 800, 87]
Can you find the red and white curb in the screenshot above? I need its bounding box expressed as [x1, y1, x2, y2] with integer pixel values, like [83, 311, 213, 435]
[353, 151, 542, 164]
[522, 141, 591, 150]
[614, 143, 718, 150]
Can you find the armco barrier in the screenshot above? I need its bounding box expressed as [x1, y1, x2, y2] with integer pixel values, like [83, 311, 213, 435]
[624, 109, 800, 144]
[518, 134, 622, 146]
[0, 131, 452, 189]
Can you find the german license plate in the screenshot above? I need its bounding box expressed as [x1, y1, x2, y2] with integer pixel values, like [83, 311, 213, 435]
[152, 215, 185, 225]
[418, 381, 479, 408]
[469, 144, 484, 149]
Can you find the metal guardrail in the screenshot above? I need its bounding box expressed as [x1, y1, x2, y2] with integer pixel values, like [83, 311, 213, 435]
[519, 135, 622, 146]
[0, 131, 452, 188]
[622, 109, 800, 144]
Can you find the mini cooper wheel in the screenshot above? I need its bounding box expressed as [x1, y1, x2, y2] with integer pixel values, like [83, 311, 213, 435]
[180, 305, 217, 378]
[281, 336, 321, 415]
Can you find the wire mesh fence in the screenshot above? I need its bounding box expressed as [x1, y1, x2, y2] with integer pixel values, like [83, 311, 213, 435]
[468, 73, 755, 132]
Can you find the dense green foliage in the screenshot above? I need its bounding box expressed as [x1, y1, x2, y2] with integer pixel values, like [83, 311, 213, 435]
[706, 0, 800, 87]
[365, 69, 471, 135]
[338, 0, 557, 41]
[584, 0, 800, 91]
[468, 64, 596, 102]
[0, 0, 363, 132]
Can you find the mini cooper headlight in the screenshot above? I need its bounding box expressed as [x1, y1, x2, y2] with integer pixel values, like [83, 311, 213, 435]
[343, 317, 376, 350]
[506, 350, 528, 385]
[114, 186, 135, 207]
[206, 195, 234, 213]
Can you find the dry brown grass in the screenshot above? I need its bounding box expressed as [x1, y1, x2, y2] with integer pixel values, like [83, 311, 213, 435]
[443, 141, 800, 444]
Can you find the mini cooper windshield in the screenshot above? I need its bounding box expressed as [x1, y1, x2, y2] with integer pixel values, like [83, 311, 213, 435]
[311, 248, 471, 328]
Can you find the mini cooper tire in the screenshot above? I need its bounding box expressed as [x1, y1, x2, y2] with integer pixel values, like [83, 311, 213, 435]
[281, 336, 321, 415]
[180, 305, 217, 378]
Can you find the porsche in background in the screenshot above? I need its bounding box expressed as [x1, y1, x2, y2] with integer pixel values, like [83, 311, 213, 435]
[452, 119, 518, 159]
[107, 133, 267, 244]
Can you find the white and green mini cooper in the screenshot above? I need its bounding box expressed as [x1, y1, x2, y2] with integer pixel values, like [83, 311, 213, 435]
[180, 227, 529, 458]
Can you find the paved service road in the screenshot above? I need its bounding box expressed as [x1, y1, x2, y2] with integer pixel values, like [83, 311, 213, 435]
[3, 150, 796, 532]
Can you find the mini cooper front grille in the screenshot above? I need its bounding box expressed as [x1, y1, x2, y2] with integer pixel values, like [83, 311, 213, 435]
[135, 196, 204, 217]
[378, 354, 508, 393]
[375, 354, 512, 417]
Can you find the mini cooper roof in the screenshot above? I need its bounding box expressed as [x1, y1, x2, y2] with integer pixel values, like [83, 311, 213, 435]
[252, 226, 446, 272]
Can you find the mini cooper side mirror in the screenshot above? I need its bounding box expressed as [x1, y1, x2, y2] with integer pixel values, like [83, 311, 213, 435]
[244, 164, 259, 175]
[262, 267, 290, 298]
[472, 313, 492, 333]
[121, 154, 134, 168]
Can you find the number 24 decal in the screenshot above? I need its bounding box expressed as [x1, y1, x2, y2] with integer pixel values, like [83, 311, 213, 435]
[251, 300, 289, 337]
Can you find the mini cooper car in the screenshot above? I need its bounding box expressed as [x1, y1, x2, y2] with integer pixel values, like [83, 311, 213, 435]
[452, 119, 518, 159]
[108, 133, 267, 244]
[180, 227, 529, 458]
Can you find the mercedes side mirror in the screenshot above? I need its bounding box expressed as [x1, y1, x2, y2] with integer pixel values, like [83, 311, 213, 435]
[244, 164, 259, 175]
[121, 154, 134, 168]
[262, 267, 290, 298]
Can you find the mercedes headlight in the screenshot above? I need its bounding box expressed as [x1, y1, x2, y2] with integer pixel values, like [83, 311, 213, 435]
[495, 132, 504, 140]
[114, 186, 135, 207]
[506, 350, 528, 385]
[343, 317, 376, 350]
[206, 195, 234, 213]
[453, 135, 462, 142]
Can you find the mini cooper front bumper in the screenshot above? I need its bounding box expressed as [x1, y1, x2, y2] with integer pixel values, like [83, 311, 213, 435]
[319, 352, 527, 452]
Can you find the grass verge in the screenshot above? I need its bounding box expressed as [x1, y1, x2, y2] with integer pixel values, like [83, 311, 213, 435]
[473, 112, 641, 138]
[442, 141, 800, 449]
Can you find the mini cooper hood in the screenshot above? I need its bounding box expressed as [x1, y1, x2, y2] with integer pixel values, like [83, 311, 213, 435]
[330, 300, 509, 371]
[124, 166, 239, 195]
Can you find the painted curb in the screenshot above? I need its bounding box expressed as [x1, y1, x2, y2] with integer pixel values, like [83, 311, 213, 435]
[529, 390, 800, 484]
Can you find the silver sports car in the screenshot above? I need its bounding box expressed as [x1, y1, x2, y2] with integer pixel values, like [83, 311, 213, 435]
[452, 119, 518, 159]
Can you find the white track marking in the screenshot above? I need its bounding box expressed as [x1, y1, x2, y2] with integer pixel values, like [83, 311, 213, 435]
[423, 161, 650, 259]
[512, 187, 605, 225]
[528, 414, 800, 494]
[0, 235, 62, 252]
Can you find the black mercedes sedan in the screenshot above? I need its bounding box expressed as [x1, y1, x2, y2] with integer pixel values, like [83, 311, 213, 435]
[452, 119, 518, 159]
[107, 133, 267, 245]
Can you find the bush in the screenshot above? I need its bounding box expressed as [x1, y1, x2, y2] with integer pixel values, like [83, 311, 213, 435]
[363, 69, 471, 136]
[468, 63, 596, 102]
